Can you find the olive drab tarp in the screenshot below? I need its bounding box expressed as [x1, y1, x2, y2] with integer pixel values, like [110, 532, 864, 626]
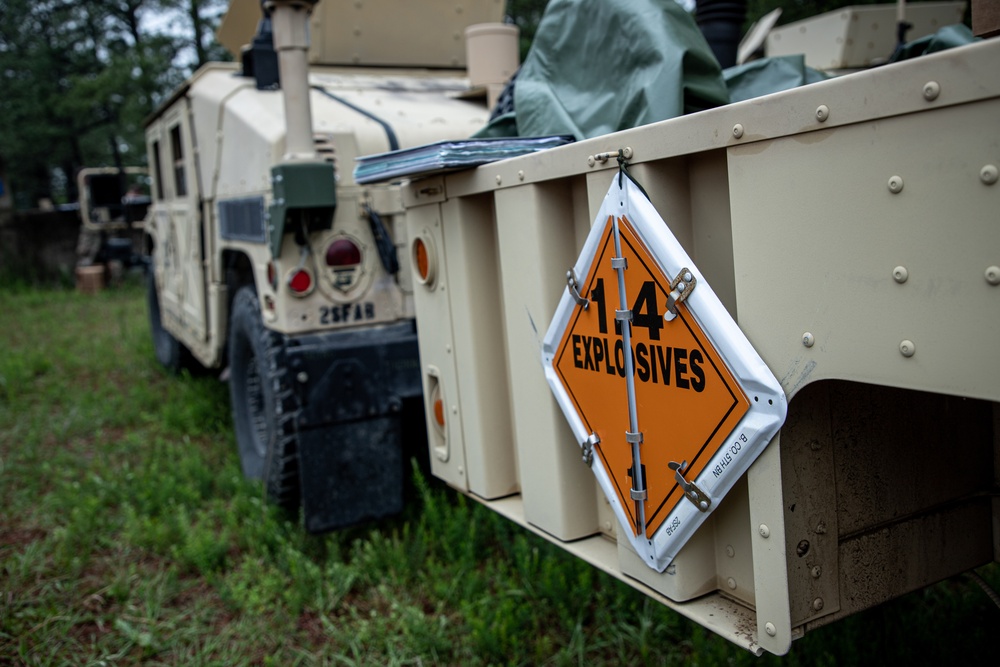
[476, 0, 729, 140]
[722, 54, 830, 105]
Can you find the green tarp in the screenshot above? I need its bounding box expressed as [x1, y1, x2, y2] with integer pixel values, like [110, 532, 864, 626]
[475, 1, 977, 141]
[476, 0, 729, 140]
[723, 54, 830, 104]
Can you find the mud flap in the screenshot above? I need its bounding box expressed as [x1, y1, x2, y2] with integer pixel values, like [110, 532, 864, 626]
[297, 416, 404, 533]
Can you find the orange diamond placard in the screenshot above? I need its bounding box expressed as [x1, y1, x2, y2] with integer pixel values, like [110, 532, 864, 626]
[553, 214, 750, 537]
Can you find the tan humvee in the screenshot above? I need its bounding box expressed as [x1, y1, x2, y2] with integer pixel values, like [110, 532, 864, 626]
[142, 0, 517, 532]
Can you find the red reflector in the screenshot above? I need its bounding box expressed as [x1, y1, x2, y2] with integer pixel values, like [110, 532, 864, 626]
[288, 269, 312, 294]
[325, 238, 361, 267]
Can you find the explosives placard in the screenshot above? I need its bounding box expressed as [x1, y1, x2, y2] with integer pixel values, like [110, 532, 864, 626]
[542, 173, 787, 572]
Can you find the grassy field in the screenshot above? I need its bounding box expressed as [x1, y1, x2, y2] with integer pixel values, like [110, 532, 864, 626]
[1, 278, 998, 666]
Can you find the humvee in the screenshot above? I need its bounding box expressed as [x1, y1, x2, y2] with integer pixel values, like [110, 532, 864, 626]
[142, 0, 517, 532]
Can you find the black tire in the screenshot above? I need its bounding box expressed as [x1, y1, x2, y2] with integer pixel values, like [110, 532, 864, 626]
[146, 264, 191, 373]
[227, 286, 301, 511]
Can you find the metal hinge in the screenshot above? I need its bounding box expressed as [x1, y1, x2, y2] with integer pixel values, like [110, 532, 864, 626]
[669, 460, 711, 512]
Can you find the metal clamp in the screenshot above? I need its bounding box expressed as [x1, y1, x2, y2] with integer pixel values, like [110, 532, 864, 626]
[567, 269, 589, 309]
[582, 432, 599, 467]
[665, 268, 697, 318]
[669, 460, 712, 512]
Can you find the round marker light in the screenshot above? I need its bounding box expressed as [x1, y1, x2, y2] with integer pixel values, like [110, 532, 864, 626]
[412, 236, 435, 287]
[325, 238, 362, 267]
[287, 268, 313, 296]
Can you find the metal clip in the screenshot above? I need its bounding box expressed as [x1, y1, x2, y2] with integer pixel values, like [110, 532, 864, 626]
[567, 269, 589, 309]
[669, 460, 712, 512]
[665, 268, 697, 320]
[582, 432, 599, 467]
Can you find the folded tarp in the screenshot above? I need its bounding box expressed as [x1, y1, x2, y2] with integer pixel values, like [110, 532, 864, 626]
[353, 135, 575, 184]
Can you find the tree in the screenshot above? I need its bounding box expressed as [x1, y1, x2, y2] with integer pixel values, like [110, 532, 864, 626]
[0, 0, 228, 208]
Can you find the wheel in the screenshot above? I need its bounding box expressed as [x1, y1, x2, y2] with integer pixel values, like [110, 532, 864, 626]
[146, 264, 191, 373]
[227, 286, 301, 511]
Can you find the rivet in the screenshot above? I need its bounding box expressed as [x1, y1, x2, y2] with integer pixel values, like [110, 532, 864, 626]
[758, 524, 770, 538]
[887, 175, 904, 193]
[811, 566, 822, 579]
[899, 340, 915, 357]
[495, 175, 502, 185]
[802, 332, 815, 348]
[981, 164, 999, 185]
[445, 344, 452, 353]
[812, 597, 825, 611]
[922, 81, 940, 101]
[726, 545, 735, 558]
[985, 266, 1000, 285]
[732, 124, 744, 139]
[683, 271, 693, 282]
[518, 170, 525, 181]
[892, 266, 908, 283]
[727, 577, 737, 590]
[765, 622, 777, 637]
[815, 105, 830, 122]
[451, 405, 458, 414]
[587, 156, 596, 167]
[622, 147, 634, 159]
[296, 371, 308, 383]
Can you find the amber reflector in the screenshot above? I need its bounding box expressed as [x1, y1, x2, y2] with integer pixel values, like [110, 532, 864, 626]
[433, 397, 445, 427]
[414, 238, 430, 281]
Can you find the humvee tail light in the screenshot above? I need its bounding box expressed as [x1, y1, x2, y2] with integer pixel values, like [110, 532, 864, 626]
[287, 268, 313, 296]
[412, 236, 435, 287]
[267, 261, 278, 290]
[325, 238, 361, 267]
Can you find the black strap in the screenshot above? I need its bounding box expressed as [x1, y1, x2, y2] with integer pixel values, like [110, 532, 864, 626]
[364, 205, 399, 275]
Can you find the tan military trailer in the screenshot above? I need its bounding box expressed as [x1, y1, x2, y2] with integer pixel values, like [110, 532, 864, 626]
[382, 4, 1000, 658]
[142, 0, 517, 532]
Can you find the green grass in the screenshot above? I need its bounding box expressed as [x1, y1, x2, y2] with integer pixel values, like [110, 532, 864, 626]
[1, 278, 998, 665]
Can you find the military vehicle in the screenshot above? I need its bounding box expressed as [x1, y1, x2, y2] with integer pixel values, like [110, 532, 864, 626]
[75, 166, 150, 282]
[141, 0, 517, 532]
[368, 0, 998, 657]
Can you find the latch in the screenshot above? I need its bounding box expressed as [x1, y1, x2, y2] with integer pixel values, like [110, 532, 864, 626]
[665, 268, 696, 320]
[566, 268, 589, 308]
[581, 432, 599, 467]
[669, 460, 711, 512]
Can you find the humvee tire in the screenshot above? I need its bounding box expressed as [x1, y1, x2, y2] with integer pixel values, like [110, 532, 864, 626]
[146, 266, 192, 373]
[227, 286, 301, 511]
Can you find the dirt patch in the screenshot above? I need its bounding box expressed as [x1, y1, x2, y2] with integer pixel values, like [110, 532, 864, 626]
[297, 610, 327, 645]
[0, 526, 48, 548]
